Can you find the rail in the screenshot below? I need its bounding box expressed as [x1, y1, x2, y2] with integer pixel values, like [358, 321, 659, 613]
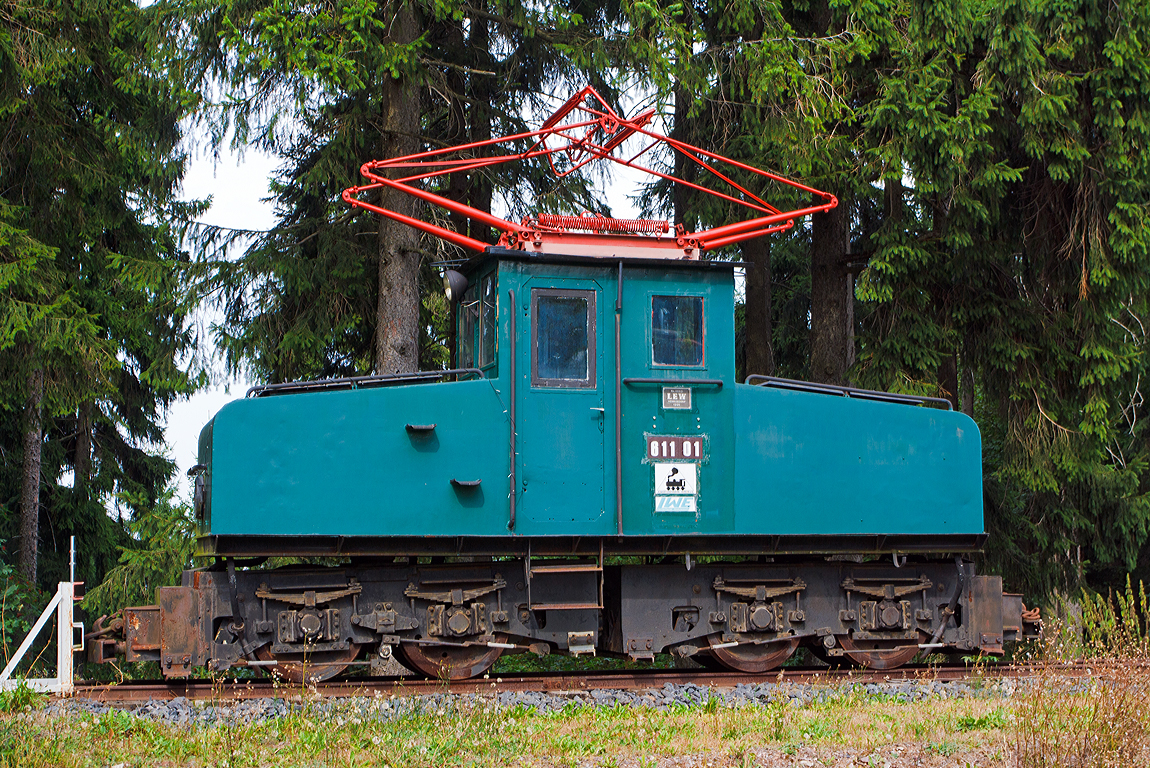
[68, 662, 1069, 703]
[247, 369, 484, 398]
[745, 375, 952, 410]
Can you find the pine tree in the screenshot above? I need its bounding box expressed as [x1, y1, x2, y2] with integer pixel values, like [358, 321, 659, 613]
[0, 0, 201, 586]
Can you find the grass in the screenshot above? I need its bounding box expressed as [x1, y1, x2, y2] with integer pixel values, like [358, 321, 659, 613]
[0, 679, 45, 713]
[4, 690, 1020, 768]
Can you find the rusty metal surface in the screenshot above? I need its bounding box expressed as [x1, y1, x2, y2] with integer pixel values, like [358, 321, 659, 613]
[69, 663, 1060, 704]
[123, 606, 160, 663]
[970, 575, 1005, 654]
[158, 588, 204, 677]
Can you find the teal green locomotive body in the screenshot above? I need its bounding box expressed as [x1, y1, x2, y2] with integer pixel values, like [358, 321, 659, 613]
[196, 249, 982, 550]
[90, 92, 1034, 682]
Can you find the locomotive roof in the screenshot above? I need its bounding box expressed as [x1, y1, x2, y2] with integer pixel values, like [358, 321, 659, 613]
[457, 246, 744, 277]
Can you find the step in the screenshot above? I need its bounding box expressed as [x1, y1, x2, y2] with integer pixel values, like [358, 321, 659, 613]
[529, 564, 603, 574]
[528, 602, 602, 611]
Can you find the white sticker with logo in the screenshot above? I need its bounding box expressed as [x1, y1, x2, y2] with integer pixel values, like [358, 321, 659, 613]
[654, 463, 696, 495]
[655, 495, 697, 513]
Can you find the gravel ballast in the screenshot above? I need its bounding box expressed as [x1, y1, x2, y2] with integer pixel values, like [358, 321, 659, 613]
[39, 677, 1020, 727]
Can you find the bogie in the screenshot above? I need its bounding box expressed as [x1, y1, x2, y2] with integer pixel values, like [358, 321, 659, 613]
[92, 556, 1037, 678]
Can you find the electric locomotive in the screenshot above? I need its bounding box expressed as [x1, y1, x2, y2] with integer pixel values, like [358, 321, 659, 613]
[87, 89, 1039, 681]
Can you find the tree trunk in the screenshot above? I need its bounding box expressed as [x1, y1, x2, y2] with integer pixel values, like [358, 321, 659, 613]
[809, 200, 849, 384]
[742, 236, 774, 378]
[74, 400, 92, 497]
[19, 364, 44, 584]
[468, 4, 492, 224]
[672, 83, 692, 230]
[440, 18, 468, 237]
[375, 1, 422, 375]
[961, 361, 975, 417]
[938, 353, 959, 410]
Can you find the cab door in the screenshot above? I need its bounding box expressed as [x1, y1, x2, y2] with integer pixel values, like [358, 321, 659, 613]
[515, 278, 610, 533]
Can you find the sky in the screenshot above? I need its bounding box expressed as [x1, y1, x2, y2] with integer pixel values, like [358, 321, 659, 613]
[163, 147, 275, 498]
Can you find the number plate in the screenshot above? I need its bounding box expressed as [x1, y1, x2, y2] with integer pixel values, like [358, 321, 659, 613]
[646, 435, 704, 461]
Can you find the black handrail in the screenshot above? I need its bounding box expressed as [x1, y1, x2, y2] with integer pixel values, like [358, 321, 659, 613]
[508, 288, 517, 532]
[614, 261, 623, 536]
[623, 377, 724, 388]
[745, 375, 953, 410]
[247, 368, 484, 398]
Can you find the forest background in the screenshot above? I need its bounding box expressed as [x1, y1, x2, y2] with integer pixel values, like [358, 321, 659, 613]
[2, 0, 1149, 629]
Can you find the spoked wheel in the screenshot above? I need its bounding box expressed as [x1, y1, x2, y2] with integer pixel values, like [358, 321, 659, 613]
[253, 642, 365, 683]
[837, 632, 924, 670]
[396, 635, 507, 680]
[707, 635, 800, 674]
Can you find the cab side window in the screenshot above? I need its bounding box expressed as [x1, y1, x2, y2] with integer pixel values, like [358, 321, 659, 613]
[458, 284, 478, 368]
[652, 295, 704, 366]
[480, 274, 497, 366]
[532, 288, 596, 388]
[457, 272, 498, 370]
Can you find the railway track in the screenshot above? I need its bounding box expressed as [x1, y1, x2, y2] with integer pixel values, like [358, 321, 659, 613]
[69, 663, 1071, 704]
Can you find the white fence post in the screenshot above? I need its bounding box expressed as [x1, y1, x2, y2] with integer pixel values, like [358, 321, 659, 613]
[0, 582, 82, 695]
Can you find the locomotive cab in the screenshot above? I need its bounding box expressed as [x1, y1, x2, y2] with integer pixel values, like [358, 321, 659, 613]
[446, 248, 738, 537]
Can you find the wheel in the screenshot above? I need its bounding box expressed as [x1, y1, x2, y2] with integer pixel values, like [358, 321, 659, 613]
[837, 632, 924, 670]
[253, 642, 365, 683]
[706, 635, 799, 674]
[395, 635, 506, 680]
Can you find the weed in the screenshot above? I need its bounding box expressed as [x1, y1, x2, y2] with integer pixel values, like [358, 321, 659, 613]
[955, 707, 1009, 731]
[766, 696, 789, 741]
[927, 740, 960, 756]
[93, 709, 146, 738]
[796, 714, 839, 741]
[1012, 577, 1150, 768]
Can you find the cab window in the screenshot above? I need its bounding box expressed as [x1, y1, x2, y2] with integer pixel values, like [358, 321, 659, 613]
[652, 295, 704, 366]
[480, 273, 497, 366]
[457, 273, 497, 370]
[458, 284, 478, 368]
[532, 288, 596, 388]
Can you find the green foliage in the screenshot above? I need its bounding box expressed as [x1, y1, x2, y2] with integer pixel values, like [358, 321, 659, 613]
[493, 652, 676, 674]
[84, 489, 198, 619]
[0, 544, 37, 657]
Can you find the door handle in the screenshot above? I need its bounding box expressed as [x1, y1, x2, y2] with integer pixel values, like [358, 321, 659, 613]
[590, 407, 605, 414]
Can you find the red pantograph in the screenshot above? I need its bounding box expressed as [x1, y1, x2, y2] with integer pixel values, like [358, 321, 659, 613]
[342, 86, 837, 259]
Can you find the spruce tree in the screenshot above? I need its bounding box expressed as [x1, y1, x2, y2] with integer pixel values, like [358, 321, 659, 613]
[0, 0, 201, 586]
